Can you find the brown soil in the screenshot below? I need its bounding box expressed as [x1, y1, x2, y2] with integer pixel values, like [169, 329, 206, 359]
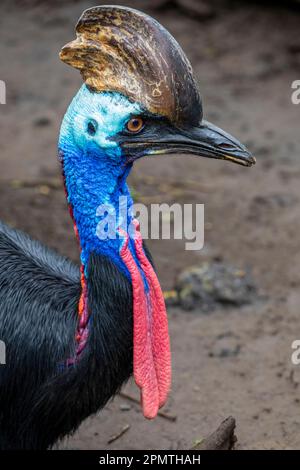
[1, 0, 300, 450]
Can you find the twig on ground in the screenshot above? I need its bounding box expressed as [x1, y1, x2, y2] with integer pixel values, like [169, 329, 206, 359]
[192, 416, 237, 450]
[10, 178, 61, 190]
[107, 424, 130, 445]
[119, 391, 177, 422]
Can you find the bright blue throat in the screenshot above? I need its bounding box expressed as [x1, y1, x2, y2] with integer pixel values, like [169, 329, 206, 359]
[61, 144, 135, 278]
[58, 86, 144, 279]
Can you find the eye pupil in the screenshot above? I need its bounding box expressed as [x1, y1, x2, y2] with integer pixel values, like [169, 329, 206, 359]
[127, 117, 144, 133]
[87, 119, 97, 136]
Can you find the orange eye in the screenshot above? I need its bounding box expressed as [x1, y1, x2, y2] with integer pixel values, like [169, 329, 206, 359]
[126, 116, 144, 133]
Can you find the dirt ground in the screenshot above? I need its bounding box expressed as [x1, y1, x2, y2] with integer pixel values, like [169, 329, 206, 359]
[1, 0, 300, 450]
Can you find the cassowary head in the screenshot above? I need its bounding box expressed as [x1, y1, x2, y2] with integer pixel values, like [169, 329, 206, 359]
[59, 5, 255, 171]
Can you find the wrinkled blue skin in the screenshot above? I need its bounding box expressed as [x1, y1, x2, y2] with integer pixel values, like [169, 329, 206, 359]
[59, 85, 146, 282]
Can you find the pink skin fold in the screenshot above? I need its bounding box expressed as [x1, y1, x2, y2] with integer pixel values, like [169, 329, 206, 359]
[119, 220, 171, 419]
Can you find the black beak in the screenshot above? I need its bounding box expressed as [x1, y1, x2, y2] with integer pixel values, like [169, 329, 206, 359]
[123, 120, 255, 167]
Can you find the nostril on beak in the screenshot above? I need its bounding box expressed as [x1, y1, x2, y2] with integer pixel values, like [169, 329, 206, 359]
[220, 143, 234, 151]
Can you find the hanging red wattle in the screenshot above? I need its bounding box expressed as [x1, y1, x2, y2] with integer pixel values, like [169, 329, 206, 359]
[120, 220, 171, 419]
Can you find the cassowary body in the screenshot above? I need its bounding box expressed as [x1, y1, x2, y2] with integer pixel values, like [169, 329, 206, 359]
[0, 6, 254, 449]
[0, 224, 133, 449]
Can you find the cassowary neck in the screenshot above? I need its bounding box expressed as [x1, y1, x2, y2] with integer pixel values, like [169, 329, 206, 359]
[61, 143, 135, 278]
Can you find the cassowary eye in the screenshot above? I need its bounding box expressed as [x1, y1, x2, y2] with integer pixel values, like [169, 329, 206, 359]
[126, 116, 144, 134]
[87, 119, 98, 136]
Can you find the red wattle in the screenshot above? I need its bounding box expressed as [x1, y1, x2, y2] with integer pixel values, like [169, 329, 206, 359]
[119, 221, 171, 419]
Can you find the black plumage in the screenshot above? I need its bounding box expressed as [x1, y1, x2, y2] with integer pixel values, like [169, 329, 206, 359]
[0, 220, 135, 449]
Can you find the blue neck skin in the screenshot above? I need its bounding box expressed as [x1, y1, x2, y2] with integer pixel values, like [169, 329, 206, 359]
[58, 86, 143, 279]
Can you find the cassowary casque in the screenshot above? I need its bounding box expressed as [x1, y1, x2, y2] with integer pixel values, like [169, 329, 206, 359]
[0, 5, 255, 449]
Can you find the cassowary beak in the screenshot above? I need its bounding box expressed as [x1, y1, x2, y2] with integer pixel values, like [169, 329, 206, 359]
[124, 120, 255, 167]
[154, 120, 255, 167]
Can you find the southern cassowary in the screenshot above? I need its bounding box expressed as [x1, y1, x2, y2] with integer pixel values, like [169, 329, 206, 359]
[0, 5, 255, 449]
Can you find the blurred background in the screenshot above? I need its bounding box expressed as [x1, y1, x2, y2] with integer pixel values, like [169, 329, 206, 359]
[1, 0, 300, 449]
